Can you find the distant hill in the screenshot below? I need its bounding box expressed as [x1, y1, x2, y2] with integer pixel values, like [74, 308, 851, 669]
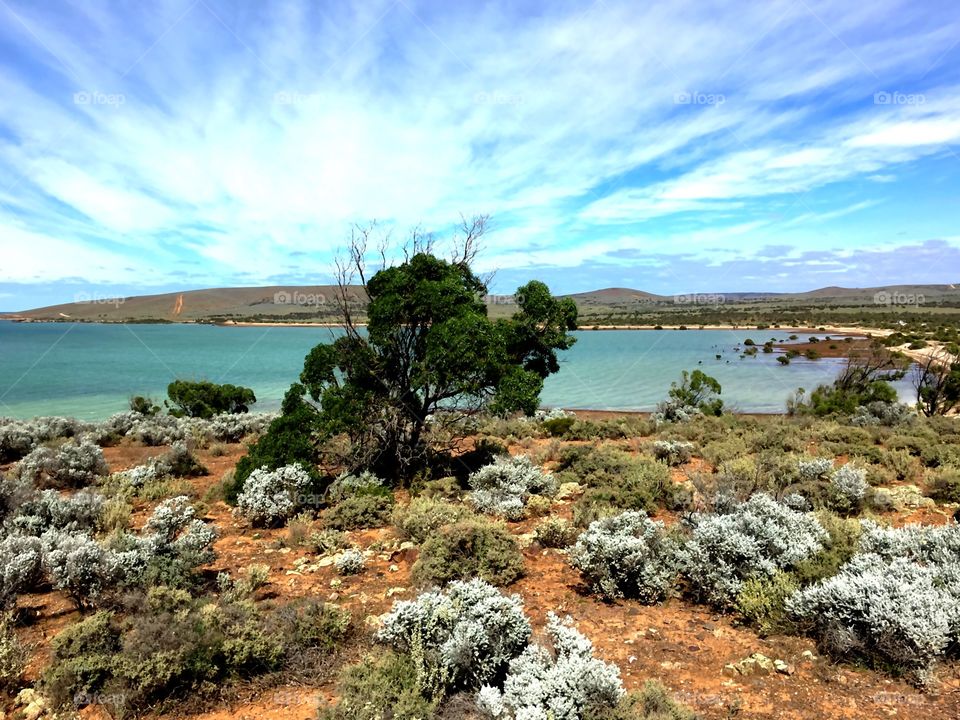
[3, 283, 958, 323]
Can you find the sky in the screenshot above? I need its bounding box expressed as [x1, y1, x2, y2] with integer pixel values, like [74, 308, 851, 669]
[1, 0, 959, 310]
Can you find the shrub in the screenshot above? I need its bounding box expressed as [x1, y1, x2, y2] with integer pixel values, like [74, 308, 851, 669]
[0, 612, 25, 694]
[653, 370, 723, 424]
[788, 521, 960, 679]
[828, 464, 868, 515]
[797, 457, 833, 482]
[377, 579, 531, 697]
[583, 680, 695, 720]
[335, 548, 366, 575]
[572, 454, 683, 525]
[542, 416, 576, 437]
[926, 467, 960, 503]
[0, 534, 43, 607]
[323, 493, 395, 531]
[17, 439, 108, 489]
[679, 494, 828, 609]
[9, 488, 105, 536]
[476, 613, 623, 720]
[234, 463, 315, 527]
[468, 455, 556, 521]
[42, 530, 113, 610]
[570, 512, 679, 602]
[651, 440, 693, 466]
[850, 401, 912, 427]
[166, 379, 256, 418]
[310, 529, 348, 555]
[412, 518, 525, 587]
[394, 497, 474, 543]
[535, 518, 579, 549]
[157, 441, 208, 477]
[319, 651, 437, 720]
[735, 572, 800, 636]
[0, 472, 34, 522]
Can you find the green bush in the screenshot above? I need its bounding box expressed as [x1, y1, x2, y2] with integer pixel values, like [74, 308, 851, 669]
[735, 572, 800, 636]
[412, 518, 525, 587]
[318, 651, 437, 720]
[323, 488, 395, 530]
[583, 680, 695, 720]
[394, 497, 475, 543]
[571, 454, 686, 525]
[535, 517, 580, 548]
[542, 416, 576, 437]
[166, 380, 256, 419]
[926, 467, 960, 503]
[0, 612, 25, 694]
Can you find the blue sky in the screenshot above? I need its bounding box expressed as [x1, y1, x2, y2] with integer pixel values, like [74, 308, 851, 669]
[1, 0, 959, 310]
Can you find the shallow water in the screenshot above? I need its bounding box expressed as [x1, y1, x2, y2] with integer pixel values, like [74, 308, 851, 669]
[0, 321, 911, 419]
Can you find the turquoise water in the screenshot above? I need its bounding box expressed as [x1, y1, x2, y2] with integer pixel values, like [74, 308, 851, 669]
[0, 321, 910, 419]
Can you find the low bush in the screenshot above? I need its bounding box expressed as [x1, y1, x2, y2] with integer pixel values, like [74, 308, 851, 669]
[157, 441, 208, 477]
[0, 612, 25, 693]
[0, 534, 44, 607]
[234, 463, 315, 527]
[335, 548, 365, 575]
[788, 521, 960, 680]
[17, 439, 108, 489]
[735, 572, 800, 636]
[679, 494, 828, 610]
[849, 401, 912, 427]
[0, 472, 34, 522]
[468, 455, 556, 521]
[476, 612, 624, 720]
[394, 497, 475, 543]
[535, 518, 580, 549]
[309, 529, 348, 555]
[42, 531, 114, 610]
[572, 453, 685, 525]
[412, 518, 525, 587]
[322, 492, 395, 531]
[828, 464, 869, 515]
[570, 512, 679, 602]
[10, 488, 105, 535]
[926, 467, 960, 503]
[376, 579, 531, 697]
[319, 651, 437, 720]
[651, 440, 693, 466]
[583, 680, 695, 720]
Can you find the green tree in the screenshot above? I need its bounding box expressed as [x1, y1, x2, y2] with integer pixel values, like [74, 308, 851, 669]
[239, 218, 577, 486]
[913, 348, 960, 416]
[666, 369, 724, 417]
[166, 380, 256, 418]
[804, 345, 905, 416]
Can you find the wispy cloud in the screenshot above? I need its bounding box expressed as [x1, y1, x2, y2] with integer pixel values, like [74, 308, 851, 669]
[0, 0, 958, 307]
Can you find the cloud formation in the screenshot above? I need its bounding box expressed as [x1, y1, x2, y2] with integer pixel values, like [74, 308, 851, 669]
[1, 0, 958, 308]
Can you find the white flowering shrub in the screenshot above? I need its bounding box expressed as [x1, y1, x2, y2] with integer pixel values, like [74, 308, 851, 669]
[0, 534, 43, 608]
[477, 612, 623, 720]
[680, 494, 828, 609]
[651, 440, 694, 466]
[829, 464, 868, 513]
[16, 439, 108, 489]
[781, 493, 811, 512]
[469, 456, 556, 521]
[850, 401, 912, 427]
[376, 579, 531, 695]
[8, 488, 105, 535]
[92, 411, 277, 447]
[335, 548, 365, 575]
[569, 511, 679, 602]
[788, 521, 960, 677]
[797, 457, 833, 482]
[326, 470, 385, 502]
[234, 464, 313, 527]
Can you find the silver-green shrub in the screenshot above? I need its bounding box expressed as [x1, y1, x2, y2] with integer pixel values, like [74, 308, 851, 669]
[469, 455, 556, 521]
[789, 521, 960, 678]
[569, 511, 678, 602]
[476, 612, 624, 720]
[651, 440, 694, 466]
[335, 548, 365, 575]
[376, 578, 531, 695]
[16, 438, 108, 488]
[0, 534, 43, 608]
[680, 494, 827, 609]
[235, 463, 313, 526]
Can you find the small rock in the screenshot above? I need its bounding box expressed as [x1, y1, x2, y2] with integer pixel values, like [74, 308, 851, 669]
[389, 564, 399, 572]
[399, 541, 416, 551]
[317, 556, 336, 568]
[330, 578, 342, 588]
[722, 663, 740, 678]
[801, 650, 817, 661]
[386, 587, 406, 597]
[278, 547, 292, 554]
[15, 689, 38, 706]
[285, 570, 302, 576]
[774, 659, 794, 675]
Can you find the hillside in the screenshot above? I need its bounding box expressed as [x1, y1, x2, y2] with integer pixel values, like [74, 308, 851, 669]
[3, 283, 959, 324]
